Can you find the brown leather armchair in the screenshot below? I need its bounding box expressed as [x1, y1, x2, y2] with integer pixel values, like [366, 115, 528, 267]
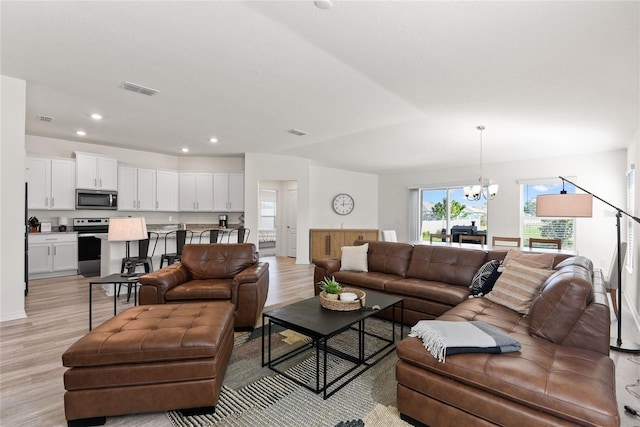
[139, 243, 269, 329]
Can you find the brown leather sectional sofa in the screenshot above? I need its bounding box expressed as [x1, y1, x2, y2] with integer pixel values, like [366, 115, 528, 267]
[139, 243, 269, 329]
[313, 240, 619, 427]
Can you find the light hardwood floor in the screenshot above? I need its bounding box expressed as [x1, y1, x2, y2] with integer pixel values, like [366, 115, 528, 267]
[1, 256, 639, 426]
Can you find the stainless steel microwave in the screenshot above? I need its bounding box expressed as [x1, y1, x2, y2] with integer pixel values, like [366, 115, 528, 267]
[75, 189, 118, 210]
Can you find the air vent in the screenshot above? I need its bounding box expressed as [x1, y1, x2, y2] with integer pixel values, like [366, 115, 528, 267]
[38, 115, 54, 122]
[286, 128, 309, 136]
[121, 81, 159, 96]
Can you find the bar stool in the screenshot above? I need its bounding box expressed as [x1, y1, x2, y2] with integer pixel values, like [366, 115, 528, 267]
[429, 233, 452, 243]
[198, 229, 220, 243]
[118, 232, 159, 301]
[160, 229, 193, 268]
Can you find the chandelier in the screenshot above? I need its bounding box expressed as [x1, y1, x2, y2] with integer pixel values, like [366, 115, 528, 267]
[463, 125, 498, 201]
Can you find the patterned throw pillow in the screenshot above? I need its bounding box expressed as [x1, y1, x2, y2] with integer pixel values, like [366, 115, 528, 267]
[470, 260, 502, 297]
[486, 262, 555, 315]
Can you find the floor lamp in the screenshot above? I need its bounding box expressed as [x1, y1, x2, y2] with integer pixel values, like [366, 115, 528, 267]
[107, 217, 148, 277]
[537, 176, 640, 353]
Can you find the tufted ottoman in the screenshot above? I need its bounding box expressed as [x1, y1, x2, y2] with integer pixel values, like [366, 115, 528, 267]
[62, 302, 235, 427]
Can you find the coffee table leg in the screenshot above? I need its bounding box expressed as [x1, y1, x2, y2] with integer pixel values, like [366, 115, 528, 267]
[322, 337, 328, 399]
[113, 283, 117, 316]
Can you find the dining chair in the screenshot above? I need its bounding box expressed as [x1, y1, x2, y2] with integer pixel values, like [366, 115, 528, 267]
[605, 242, 627, 318]
[492, 236, 521, 247]
[198, 229, 221, 244]
[459, 235, 485, 245]
[529, 238, 561, 250]
[429, 233, 452, 243]
[381, 230, 398, 242]
[160, 229, 193, 268]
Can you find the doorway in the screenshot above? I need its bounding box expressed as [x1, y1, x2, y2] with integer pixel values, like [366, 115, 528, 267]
[258, 180, 298, 258]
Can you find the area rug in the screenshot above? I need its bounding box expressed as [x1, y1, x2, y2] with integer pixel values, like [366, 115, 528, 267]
[166, 318, 413, 427]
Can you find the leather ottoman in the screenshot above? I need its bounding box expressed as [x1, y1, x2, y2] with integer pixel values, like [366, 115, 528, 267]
[62, 302, 235, 427]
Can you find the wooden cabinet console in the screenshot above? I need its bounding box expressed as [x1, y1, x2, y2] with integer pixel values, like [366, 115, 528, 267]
[309, 229, 378, 261]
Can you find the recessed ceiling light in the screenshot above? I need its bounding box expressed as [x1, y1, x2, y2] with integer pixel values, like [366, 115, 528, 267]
[209, 137, 218, 143]
[181, 148, 189, 153]
[314, 0, 333, 10]
[76, 130, 86, 136]
[90, 113, 103, 120]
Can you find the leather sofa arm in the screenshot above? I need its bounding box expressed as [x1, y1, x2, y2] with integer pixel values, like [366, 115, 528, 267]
[232, 262, 270, 329]
[139, 263, 190, 304]
[313, 258, 341, 295]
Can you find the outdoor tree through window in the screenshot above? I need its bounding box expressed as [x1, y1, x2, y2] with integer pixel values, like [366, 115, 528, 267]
[521, 181, 576, 250]
[421, 187, 487, 241]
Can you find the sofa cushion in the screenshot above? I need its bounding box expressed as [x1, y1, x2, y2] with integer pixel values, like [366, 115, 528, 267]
[332, 270, 399, 291]
[470, 260, 502, 296]
[340, 243, 369, 272]
[181, 243, 257, 280]
[528, 266, 597, 345]
[359, 240, 414, 277]
[386, 278, 470, 306]
[165, 279, 232, 301]
[485, 262, 554, 315]
[406, 246, 488, 286]
[502, 249, 555, 269]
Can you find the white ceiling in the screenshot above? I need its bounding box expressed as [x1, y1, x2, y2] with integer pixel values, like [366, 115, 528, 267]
[1, 1, 638, 174]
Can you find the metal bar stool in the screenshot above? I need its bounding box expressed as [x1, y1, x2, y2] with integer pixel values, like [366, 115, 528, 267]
[118, 231, 159, 301]
[160, 229, 193, 268]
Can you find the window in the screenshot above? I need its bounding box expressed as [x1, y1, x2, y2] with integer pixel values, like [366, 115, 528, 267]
[521, 181, 576, 250]
[627, 166, 635, 273]
[260, 191, 277, 230]
[420, 187, 488, 241]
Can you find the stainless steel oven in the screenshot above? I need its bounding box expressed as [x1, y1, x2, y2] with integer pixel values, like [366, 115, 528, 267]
[74, 218, 109, 277]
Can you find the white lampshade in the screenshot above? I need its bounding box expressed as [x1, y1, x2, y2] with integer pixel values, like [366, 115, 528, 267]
[108, 217, 148, 241]
[536, 194, 593, 218]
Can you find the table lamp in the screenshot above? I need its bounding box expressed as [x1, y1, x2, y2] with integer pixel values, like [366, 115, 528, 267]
[107, 217, 148, 277]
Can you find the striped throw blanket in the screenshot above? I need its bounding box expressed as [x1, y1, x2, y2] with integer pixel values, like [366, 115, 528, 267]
[408, 320, 521, 362]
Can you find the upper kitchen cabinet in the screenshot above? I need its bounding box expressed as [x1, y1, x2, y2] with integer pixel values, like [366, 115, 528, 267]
[74, 151, 117, 190]
[179, 172, 214, 212]
[26, 156, 76, 210]
[213, 173, 244, 211]
[155, 169, 179, 212]
[118, 166, 156, 211]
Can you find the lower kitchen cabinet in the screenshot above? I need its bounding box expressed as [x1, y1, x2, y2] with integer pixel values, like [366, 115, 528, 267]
[28, 233, 78, 279]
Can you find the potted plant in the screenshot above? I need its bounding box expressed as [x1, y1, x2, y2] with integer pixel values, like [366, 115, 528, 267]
[318, 276, 342, 300]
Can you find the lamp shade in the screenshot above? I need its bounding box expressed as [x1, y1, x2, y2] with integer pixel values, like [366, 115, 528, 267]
[107, 217, 148, 241]
[536, 194, 593, 218]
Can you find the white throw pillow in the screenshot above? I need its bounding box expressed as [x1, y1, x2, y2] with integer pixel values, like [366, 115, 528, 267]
[340, 243, 369, 272]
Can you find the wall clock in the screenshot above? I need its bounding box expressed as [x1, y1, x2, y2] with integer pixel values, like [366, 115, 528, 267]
[333, 193, 354, 215]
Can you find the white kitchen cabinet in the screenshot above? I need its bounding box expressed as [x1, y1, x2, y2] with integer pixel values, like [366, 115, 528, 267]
[155, 170, 179, 211]
[28, 233, 78, 279]
[26, 157, 76, 210]
[179, 172, 213, 211]
[74, 151, 118, 190]
[118, 166, 156, 211]
[213, 173, 244, 211]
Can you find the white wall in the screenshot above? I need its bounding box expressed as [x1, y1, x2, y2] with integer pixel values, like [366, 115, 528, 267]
[1, 76, 27, 321]
[309, 165, 378, 229]
[625, 131, 639, 325]
[379, 149, 627, 275]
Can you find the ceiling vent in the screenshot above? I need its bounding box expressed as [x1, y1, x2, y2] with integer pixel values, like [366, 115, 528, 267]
[38, 115, 54, 122]
[286, 128, 309, 136]
[121, 81, 159, 96]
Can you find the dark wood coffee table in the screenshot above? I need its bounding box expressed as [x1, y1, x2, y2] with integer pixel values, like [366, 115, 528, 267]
[261, 289, 403, 399]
